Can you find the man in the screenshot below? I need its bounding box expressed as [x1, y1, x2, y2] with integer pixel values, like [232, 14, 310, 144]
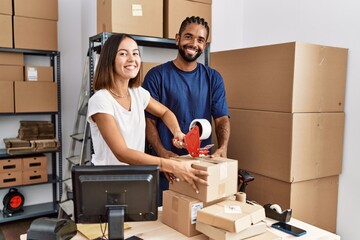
[142, 16, 230, 205]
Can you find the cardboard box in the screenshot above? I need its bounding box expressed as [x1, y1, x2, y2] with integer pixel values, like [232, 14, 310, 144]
[14, 0, 58, 20]
[162, 190, 203, 237]
[236, 230, 281, 240]
[169, 156, 238, 202]
[0, 81, 14, 113]
[0, 158, 22, 172]
[164, 0, 212, 41]
[97, 0, 163, 38]
[14, 81, 58, 113]
[22, 168, 48, 185]
[140, 62, 161, 82]
[22, 156, 48, 170]
[0, 52, 24, 65]
[228, 109, 344, 182]
[0, 65, 24, 81]
[0, 171, 22, 187]
[25, 66, 54, 81]
[0, 14, 12, 48]
[197, 200, 265, 233]
[210, 42, 348, 112]
[246, 173, 339, 233]
[0, 0, 12, 15]
[14, 16, 58, 51]
[196, 220, 266, 240]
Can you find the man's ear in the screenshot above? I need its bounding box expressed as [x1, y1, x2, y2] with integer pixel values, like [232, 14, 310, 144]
[175, 33, 180, 45]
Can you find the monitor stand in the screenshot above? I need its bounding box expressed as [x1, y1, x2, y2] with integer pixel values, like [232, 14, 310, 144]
[107, 205, 125, 240]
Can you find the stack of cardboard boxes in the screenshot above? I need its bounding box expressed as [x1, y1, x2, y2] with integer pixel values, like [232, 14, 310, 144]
[210, 42, 348, 232]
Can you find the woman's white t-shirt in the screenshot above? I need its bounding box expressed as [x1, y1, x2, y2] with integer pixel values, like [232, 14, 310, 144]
[87, 87, 151, 165]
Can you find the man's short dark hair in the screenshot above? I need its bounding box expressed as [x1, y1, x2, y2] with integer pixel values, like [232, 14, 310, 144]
[178, 16, 210, 41]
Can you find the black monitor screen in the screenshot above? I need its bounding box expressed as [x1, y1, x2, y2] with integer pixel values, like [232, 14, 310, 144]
[71, 165, 159, 239]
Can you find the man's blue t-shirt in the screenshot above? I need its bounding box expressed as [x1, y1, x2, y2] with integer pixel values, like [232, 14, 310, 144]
[142, 61, 229, 156]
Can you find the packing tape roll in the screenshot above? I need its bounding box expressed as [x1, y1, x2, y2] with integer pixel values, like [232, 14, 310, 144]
[235, 192, 246, 203]
[270, 204, 282, 214]
[189, 119, 211, 140]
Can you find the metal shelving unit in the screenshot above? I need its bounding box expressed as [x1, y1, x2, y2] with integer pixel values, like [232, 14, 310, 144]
[0, 47, 62, 223]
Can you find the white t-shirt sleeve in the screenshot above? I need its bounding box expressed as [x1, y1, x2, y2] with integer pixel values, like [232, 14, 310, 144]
[139, 86, 151, 109]
[87, 90, 114, 124]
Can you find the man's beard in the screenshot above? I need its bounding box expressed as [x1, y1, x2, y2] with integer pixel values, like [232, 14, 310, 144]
[178, 45, 202, 62]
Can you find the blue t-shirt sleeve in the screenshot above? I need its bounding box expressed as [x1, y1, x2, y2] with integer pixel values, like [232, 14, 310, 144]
[210, 69, 230, 119]
[142, 66, 162, 120]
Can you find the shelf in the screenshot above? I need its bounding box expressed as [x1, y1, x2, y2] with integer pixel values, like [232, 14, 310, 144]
[0, 202, 58, 223]
[0, 148, 60, 159]
[0, 47, 59, 56]
[0, 174, 60, 190]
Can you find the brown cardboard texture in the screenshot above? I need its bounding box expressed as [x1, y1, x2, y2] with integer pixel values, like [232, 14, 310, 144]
[22, 168, 48, 185]
[197, 200, 265, 233]
[228, 109, 344, 182]
[0, 171, 22, 188]
[14, 16, 58, 51]
[164, 0, 212, 41]
[246, 173, 339, 232]
[0, 81, 14, 113]
[25, 66, 54, 81]
[0, 14, 12, 48]
[140, 62, 161, 83]
[169, 156, 238, 202]
[0, 0, 12, 15]
[162, 190, 203, 237]
[0, 52, 24, 65]
[196, 220, 266, 240]
[14, 82, 58, 113]
[242, 230, 281, 240]
[0, 158, 22, 172]
[0, 66, 24, 81]
[14, 0, 58, 20]
[210, 42, 348, 112]
[97, 0, 163, 38]
[22, 156, 48, 170]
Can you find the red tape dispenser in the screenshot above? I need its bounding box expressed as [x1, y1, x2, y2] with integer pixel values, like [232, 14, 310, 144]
[183, 119, 213, 157]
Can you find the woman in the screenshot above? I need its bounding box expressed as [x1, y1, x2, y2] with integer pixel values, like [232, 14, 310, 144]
[87, 34, 207, 194]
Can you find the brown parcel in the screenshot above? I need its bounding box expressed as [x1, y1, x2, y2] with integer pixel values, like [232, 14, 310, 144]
[210, 230, 281, 240]
[196, 200, 265, 233]
[169, 156, 238, 202]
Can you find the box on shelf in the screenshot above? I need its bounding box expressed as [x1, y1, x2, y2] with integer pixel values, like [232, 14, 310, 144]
[22, 168, 48, 185]
[0, 65, 24, 81]
[25, 66, 54, 82]
[14, 0, 58, 20]
[169, 155, 238, 202]
[0, 52, 24, 65]
[210, 42, 348, 112]
[0, 171, 22, 188]
[0, 158, 22, 172]
[0, 0, 12, 15]
[0, 81, 14, 113]
[246, 173, 339, 233]
[228, 109, 344, 182]
[197, 200, 265, 233]
[97, 0, 163, 38]
[14, 81, 58, 113]
[164, 0, 212, 41]
[0, 14, 12, 48]
[22, 156, 48, 170]
[14, 16, 58, 51]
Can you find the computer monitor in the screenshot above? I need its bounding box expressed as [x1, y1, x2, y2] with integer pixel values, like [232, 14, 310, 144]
[71, 165, 159, 240]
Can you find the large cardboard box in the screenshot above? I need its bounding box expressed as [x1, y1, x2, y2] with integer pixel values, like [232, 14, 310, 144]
[97, 0, 163, 38]
[169, 156, 238, 202]
[25, 66, 54, 81]
[228, 109, 344, 182]
[0, 14, 12, 48]
[0, 81, 14, 113]
[14, 0, 58, 20]
[246, 173, 339, 232]
[14, 81, 58, 112]
[0, 65, 24, 81]
[14, 16, 58, 51]
[0, 0, 12, 15]
[0, 52, 24, 65]
[197, 200, 265, 233]
[164, 0, 212, 41]
[210, 42, 348, 112]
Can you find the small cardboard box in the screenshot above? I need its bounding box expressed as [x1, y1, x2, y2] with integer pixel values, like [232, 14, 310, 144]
[197, 200, 265, 233]
[0, 14, 12, 48]
[14, 16, 58, 51]
[22, 156, 48, 170]
[211, 42, 348, 112]
[164, 0, 212, 41]
[0, 65, 24, 81]
[169, 156, 238, 202]
[0, 0, 12, 15]
[246, 173, 339, 233]
[25, 66, 54, 82]
[0, 81, 14, 113]
[0, 158, 22, 172]
[14, 81, 58, 113]
[22, 168, 48, 185]
[0, 171, 22, 187]
[97, 0, 163, 38]
[228, 109, 344, 182]
[14, 0, 58, 20]
[196, 220, 266, 240]
[0, 52, 24, 65]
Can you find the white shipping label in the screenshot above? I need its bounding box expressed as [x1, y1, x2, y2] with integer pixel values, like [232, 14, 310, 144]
[224, 205, 242, 214]
[27, 67, 38, 81]
[191, 202, 203, 224]
[132, 4, 143, 16]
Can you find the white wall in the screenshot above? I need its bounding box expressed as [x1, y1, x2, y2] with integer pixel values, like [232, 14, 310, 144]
[57, 0, 358, 238]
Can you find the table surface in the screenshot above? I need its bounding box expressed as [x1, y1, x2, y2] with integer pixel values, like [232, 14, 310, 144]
[21, 210, 341, 240]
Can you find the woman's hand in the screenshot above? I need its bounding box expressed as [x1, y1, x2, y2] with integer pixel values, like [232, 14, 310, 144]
[172, 130, 186, 149]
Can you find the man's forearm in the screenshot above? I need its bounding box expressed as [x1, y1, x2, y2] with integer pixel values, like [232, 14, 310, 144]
[214, 116, 230, 150]
[145, 118, 167, 155]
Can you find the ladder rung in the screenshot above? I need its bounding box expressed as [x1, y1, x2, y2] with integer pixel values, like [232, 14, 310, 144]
[70, 133, 85, 141]
[66, 155, 81, 165]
